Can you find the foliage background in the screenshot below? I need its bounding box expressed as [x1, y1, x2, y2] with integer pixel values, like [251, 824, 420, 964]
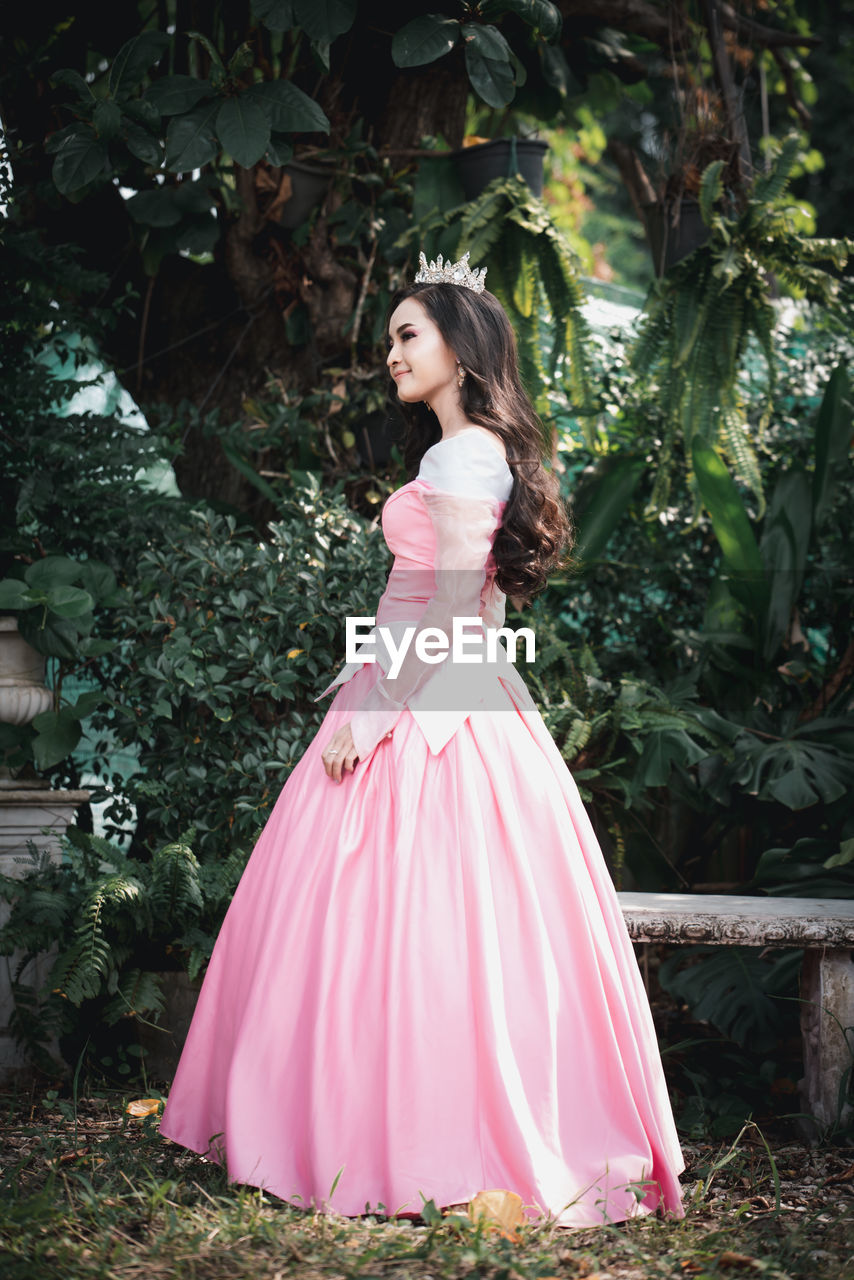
[1, 1, 852, 1133]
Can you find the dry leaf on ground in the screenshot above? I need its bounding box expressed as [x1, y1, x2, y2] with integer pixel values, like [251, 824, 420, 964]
[125, 1099, 163, 1118]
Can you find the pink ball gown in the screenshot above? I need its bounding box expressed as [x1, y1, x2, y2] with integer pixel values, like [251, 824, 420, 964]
[159, 428, 685, 1227]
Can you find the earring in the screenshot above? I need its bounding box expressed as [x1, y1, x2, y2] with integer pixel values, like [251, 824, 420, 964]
[423, 400, 434, 414]
[457, 363, 466, 389]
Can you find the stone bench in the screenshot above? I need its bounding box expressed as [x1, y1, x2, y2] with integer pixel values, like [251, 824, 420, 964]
[617, 892, 854, 1132]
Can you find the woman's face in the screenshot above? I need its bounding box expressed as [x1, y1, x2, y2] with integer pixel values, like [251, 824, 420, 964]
[386, 296, 459, 406]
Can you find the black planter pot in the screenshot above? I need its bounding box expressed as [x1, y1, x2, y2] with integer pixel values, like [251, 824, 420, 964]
[278, 159, 335, 230]
[642, 198, 711, 276]
[454, 138, 549, 201]
[135, 971, 202, 1081]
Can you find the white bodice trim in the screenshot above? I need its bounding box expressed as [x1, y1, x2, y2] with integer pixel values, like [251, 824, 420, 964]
[417, 430, 513, 503]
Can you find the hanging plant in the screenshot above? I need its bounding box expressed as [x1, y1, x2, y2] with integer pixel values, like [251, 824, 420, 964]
[631, 134, 854, 517]
[407, 174, 592, 431]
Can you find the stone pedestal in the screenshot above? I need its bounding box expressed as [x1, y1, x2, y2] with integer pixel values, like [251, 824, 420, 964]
[0, 787, 89, 1082]
[0, 617, 53, 725]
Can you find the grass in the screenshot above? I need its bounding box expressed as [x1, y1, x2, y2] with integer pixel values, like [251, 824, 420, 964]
[1, 1088, 853, 1280]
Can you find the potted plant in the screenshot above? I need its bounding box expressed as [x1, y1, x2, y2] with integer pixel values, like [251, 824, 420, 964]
[407, 173, 592, 425]
[390, 4, 560, 201]
[276, 152, 337, 230]
[454, 134, 550, 201]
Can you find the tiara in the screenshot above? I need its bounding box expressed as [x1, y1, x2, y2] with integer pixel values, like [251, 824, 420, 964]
[414, 251, 487, 293]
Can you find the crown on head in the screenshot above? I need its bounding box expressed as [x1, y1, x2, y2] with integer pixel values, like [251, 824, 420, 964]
[414, 251, 487, 293]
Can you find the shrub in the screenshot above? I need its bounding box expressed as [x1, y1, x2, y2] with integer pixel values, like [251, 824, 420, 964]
[96, 479, 390, 857]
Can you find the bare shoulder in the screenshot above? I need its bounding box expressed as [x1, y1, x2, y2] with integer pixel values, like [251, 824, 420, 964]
[461, 426, 507, 463]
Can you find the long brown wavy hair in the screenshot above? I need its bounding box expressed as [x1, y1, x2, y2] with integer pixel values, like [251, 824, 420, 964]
[386, 281, 573, 607]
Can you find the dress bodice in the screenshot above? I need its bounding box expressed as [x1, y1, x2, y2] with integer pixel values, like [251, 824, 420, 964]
[314, 429, 538, 756]
[375, 432, 513, 630]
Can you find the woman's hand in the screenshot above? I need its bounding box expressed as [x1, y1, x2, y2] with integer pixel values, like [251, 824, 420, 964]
[321, 722, 359, 783]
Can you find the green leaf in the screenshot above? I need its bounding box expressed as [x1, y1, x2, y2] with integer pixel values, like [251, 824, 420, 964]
[216, 97, 271, 168]
[461, 23, 511, 63]
[698, 159, 725, 225]
[124, 98, 161, 130]
[45, 586, 94, 618]
[464, 44, 515, 108]
[124, 122, 163, 166]
[759, 470, 811, 659]
[187, 31, 226, 82]
[26, 557, 81, 589]
[412, 153, 465, 222]
[766, 767, 818, 810]
[20, 614, 80, 660]
[292, 0, 356, 44]
[52, 128, 109, 195]
[45, 122, 91, 155]
[0, 580, 31, 610]
[78, 561, 119, 603]
[245, 80, 330, 133]
[67, 690, 103, 720]
[812, 364, 850, 530]
[145, 74, 214, 115]
[486, 0, 562, 41]
[31, 709, 82, 771]
[109, 31, 170, 100]
[825, 839, 854, 870]
[51, 68, 95, 99]
[174, 216, 220, 255]
[165, 101, 221, 172]
[573, 456, 646, 563]
[266, 134, 294, 166]
[252, 0, 296, 31]
[222, 444, 280, 502]
[93, 100, 122, 140]
[692, 435, 767, 613]
[392, 14, 460, 67]
[635, 729, 708, 788]
[540, 43, 574, 96]
[176, 660, 198, 686]
[228, 42, 255, 79]
[126, 189, 182, 226]
[310, 40, 332, 72]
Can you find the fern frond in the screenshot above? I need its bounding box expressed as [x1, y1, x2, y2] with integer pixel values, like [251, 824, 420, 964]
[150, 839, 203, 921]
[512, 239, 538, 319]
[699, 159, 725, 225]
[720, 398, 765, 516]
[752, 133, 800, 206]
[103, 969, 166, 1026]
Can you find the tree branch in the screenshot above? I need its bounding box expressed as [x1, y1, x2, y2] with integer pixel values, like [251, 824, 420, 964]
[606, 139, 657, 220]
[719, 2, 821, 50]
[771, 46, 813, 130]
[558, 0, 820, 54]
[700, 0, 752, 187]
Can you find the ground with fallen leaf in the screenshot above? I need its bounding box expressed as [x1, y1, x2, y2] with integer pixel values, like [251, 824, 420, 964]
[0, 1091, 852, 1279]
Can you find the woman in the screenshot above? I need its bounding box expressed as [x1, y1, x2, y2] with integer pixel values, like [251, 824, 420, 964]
[159, 252, 686, 1228]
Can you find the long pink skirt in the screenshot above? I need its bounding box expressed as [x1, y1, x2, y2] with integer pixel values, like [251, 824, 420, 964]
[159, 663, 685, 1226]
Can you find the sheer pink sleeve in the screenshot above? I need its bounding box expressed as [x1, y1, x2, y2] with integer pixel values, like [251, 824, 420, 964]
[348, 487, 501, 764]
